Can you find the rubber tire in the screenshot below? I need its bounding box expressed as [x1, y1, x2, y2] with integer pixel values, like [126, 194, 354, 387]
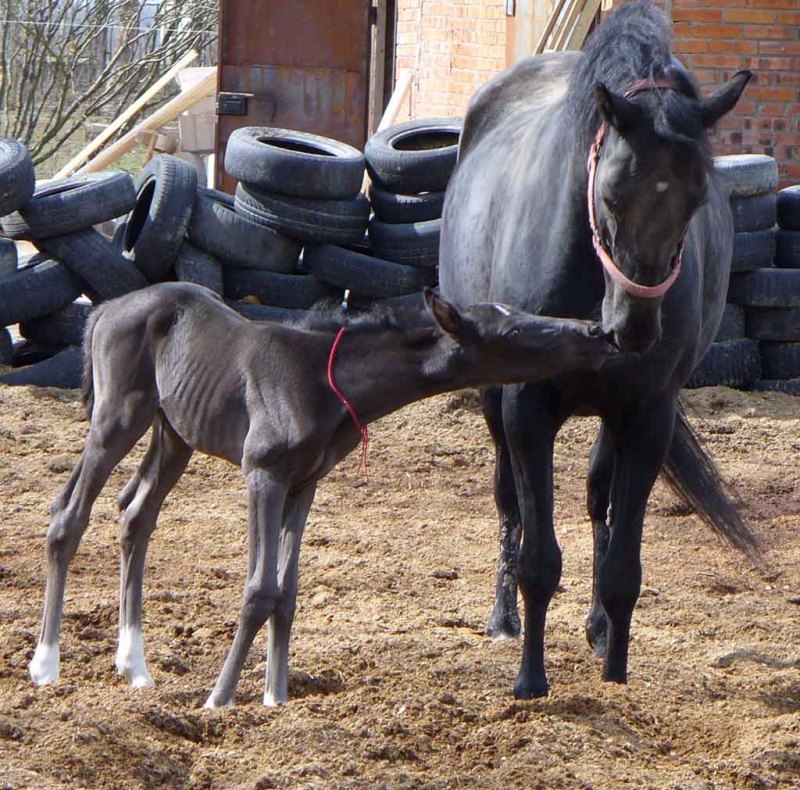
[11, 339, 65, 368]
[0, 345, 82, 389]
[222, 266, 334, 309]
[775, 230, 800, 268]
[37, 229, 148, 302]
[0, 138, 35, 215]
[188, 188, 301, 273]
[365, 117, 462, 194]
[746, 308, 800, 341]
[729, 193, 777, 233]
[728, 269, 800, 308]
[685, 339, 760, 389]
[303, 244, 437, 298]
[19, 301, 91, 347]
[776, 185, 800, 231]
[715, 303, 745, 341]
[369, 184, 445, 224]
[122, 155, 198, 282]
[713, 155, 779, 198]
[0, 171, 136, 240]
[225, 299, 307, 323]
[731, 230, 775, 272]
[224, 127, 365, 199]
[368, 217, 441, 269]
[760, 342, 800, 379]
[748, 378, 800, 396]
[234, 183, 370, 246]
[0, 327, 11, 366]
[173, 242, 224, 296]
[0, 237, 17, 279]
[0, 254, 82, 327]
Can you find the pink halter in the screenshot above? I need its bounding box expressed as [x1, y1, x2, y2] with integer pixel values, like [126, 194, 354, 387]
[586, 80, 685, 299]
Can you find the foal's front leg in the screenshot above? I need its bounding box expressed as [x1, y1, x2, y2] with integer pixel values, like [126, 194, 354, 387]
[204, 467, 287, 709]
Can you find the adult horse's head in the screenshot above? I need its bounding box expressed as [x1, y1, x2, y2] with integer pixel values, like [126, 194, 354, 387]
[590, 69, 752, 353]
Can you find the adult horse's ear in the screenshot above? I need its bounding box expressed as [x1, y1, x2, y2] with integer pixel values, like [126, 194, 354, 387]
[699, 70, 753, 128]
[595, 83, 641, 135]
[425, 289, 476, 343]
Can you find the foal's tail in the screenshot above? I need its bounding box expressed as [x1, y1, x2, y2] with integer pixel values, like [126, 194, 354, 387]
[81, 302, 110, 419]
[662, 403, 762, 560]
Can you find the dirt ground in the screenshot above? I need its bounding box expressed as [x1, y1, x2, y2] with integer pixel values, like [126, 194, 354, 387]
[0, 382, 798, 789]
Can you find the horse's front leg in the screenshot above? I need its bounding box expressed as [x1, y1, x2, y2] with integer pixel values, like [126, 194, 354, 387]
[482, 386, 522, 639]
[503, 383, 564, 699]
[585, 424, 614, 657]
[204, 467, 287, 709]
[264, 482, 317, 706]
[600, 396, 676, 684]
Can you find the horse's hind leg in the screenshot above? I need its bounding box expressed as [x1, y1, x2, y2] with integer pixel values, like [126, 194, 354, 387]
[264, 482, 317, 706]
[585, 424, 614, 657]
[116, 413, 192, 687]
[29, 402, 154, 686]
[482, 387, 522, 639]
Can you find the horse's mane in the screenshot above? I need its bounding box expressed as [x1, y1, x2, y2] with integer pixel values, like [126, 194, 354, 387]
[294, 293, 431, 334]
[564, 0, 706, 156]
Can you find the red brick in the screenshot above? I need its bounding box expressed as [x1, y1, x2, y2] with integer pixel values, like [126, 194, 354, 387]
[723, 8, 781, 24]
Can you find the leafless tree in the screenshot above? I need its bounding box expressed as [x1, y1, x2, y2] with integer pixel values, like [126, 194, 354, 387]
[0, 0, 218, 166]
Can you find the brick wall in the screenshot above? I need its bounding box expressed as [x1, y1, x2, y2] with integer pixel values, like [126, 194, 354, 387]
[394, 0, 507, 120]
[671, 1, 800, 185]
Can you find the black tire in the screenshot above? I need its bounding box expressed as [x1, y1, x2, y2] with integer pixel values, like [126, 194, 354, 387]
[748, 378, 800, 396]
[368, 184, 446, 224]
[368, 217, 441, 268]
[729, 193, 777, 233]
[715, 303, 745, 341]
[37, 229, 148, 302]
[0, 237, 17, 279]
[731, 230, 775, 272]
[728, 269, 800, 308]
[365, 118, 462, 194]
[746, 308, 800, 341]
[222, 266, 334, 309]
[759, 342, 800, 379]
[775, 230, 800, 268]
[19, 301, 91, 347]
[0, 254, 82, 326]
[0, 345, 82, 389]
[224, 127, 365, 199]
[234, 183, 370, 246]
[685, 339, 760, 389]
[776, 185, 800, 231]
[0, 171, 136, 240]
[11, 339, 65, 368]
[225, 298, 307, 323]
[174, 241, 224, 295]
[0, 327, 11, 365]
[0, 138, 35, 215]
[713, 154, 779, 198]
[121, 155, 198, 282]
[303, 244, 437, 298]
[188, 188, 301, 273]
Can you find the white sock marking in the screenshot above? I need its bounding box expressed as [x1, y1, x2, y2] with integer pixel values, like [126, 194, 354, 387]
[29, 643, 60, 686]
[115, 625, 154, 688]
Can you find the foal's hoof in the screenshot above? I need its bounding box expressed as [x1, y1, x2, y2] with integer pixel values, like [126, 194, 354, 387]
[263, 690, 288, 707]
[486, 608, 521, 641]
[513, 674, 549, 700]
[29, 644, 59, 687]
[203, 693, 234, 710]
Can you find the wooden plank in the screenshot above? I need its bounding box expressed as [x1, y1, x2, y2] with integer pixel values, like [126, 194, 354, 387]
[73, 69, 217, 175]
[551, 0, 586, 51]
[53, 49, 199, 179]
[534, 0, 569, 55]
[377, 69, 413, 133]
[567, 0, 601, 50]
[369, 0, 388, 136]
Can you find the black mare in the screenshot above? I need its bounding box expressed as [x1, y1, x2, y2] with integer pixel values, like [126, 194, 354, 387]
[439, 0, 759, 699]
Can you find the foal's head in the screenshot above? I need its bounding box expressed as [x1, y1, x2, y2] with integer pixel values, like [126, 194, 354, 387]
[590, 68, 751, 353]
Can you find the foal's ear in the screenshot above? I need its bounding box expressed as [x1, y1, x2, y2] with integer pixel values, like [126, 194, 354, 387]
[595, 84, 641, 135]
[699, 70, 753, 128]
[425, 289, 476, 343]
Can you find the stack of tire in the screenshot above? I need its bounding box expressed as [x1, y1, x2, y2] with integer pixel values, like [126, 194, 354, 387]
[733, 184, 800, 395]
[686, 154, 778, 390]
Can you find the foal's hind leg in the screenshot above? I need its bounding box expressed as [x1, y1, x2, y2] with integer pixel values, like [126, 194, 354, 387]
[482, 387, 522, 639]
[116, 413, 192, 687]
[29, 403, 154, 686]
[263, 483, 316, 706]
[585, 424, 614, 657]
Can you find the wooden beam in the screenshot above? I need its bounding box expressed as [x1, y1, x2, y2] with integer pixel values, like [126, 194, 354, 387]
[567, 0, 601, 50]
[551, 0, 586, 51]
[534, 0, 569, 55]
[72, 69, 217, 175]
[54, 49, 199, 180]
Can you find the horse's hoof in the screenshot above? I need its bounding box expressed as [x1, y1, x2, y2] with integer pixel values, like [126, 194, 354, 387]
[29, 644, 59, 687]
[263, 690, 288, 707]
[591, 636, 608, 659]
[513, 674, 548, 700]
[203, 693, 235, 710]
[602, 666, 628, 684]
[487, 610, 521, 640]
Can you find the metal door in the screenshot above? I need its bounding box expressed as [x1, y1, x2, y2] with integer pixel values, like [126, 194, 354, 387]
[215, 1, 373, 192]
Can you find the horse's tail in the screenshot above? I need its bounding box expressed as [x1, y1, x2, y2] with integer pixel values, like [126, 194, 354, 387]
[662, 403, 761, 560]
[81, 303, 108, 419]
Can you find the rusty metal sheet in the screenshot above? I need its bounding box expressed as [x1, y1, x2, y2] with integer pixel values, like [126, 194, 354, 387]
[215, 1, 372, 192]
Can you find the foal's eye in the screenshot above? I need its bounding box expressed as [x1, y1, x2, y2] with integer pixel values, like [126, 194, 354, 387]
[505, 327, 521, 339]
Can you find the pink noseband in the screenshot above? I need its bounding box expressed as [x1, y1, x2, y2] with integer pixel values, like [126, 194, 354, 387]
[586, 80, 685, 299]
